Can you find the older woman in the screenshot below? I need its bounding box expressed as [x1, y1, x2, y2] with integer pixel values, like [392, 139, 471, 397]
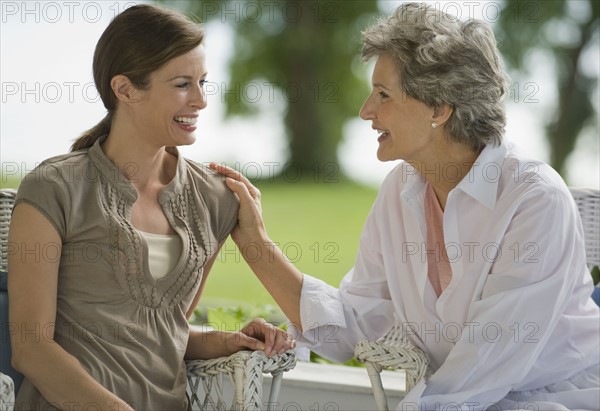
[213, 3, 599, 410]
[9, 4, 293, 410]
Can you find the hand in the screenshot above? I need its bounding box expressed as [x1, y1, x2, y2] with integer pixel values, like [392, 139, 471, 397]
[209, 163, 266, 245]
[223, 318, 296, 357]
[242, 318, 296, 357]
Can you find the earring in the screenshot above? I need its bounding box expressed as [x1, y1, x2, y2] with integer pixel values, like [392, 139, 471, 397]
[431, 121, 438, 129]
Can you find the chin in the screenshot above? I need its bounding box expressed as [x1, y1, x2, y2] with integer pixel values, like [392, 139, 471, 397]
[172, 134, 196, 147]
[376, 150, 393, 162]
[181, 137, 196, 146]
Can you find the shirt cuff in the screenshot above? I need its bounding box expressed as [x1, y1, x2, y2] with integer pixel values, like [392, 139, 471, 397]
[299, 274, 347, 344]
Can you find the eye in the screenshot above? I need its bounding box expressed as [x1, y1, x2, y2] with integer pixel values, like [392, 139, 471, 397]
[378, 91, 389, 99]
[176, 82, 190, 89]
[200, 79, 207, 87]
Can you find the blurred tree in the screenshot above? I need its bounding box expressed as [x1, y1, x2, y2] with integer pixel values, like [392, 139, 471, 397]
[495, 0, 599, 177]
[164, 0, 380, 179]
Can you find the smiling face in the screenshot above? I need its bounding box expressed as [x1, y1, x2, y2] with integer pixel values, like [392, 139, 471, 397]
[127, 44, 208, 148]
[359, 54, 439, 164]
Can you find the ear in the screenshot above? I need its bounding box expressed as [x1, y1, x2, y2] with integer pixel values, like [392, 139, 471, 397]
[432, 104, 453, 127]
[110, 74, 138, 103]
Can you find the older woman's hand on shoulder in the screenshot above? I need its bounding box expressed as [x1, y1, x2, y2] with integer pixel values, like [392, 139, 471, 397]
[209, 163, 267, 246]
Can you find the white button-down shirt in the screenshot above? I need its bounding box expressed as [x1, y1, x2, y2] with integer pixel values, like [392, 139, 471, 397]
[297, 142, 600, 410]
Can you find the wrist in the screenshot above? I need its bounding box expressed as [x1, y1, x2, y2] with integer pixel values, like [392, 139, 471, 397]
[233, 228, 270, 249]
[237, 236, 279, 264]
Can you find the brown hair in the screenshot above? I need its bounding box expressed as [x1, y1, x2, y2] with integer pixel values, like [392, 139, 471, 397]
[71, 4, 204, 151]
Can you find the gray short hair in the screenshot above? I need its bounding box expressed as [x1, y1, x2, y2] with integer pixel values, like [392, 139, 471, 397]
[361, 2, 509, 150]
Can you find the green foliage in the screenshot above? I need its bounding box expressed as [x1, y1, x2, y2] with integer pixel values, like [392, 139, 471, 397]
[310, 350, 365, 368]
[591, 265, 600, 286]
[495, 0, 599, 178]
[192, 303, 286, 328]
[0, 175, 20, 189]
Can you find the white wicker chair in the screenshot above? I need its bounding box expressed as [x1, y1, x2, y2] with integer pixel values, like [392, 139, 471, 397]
[354, 187, 600, 411]
[0, 188, 296, 410]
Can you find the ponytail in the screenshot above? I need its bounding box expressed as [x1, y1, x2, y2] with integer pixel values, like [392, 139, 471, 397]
[71, 112, 112, 152]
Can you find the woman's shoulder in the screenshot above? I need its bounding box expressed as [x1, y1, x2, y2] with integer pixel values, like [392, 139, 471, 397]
[181, 158, 238, 202]
[501, 143, 570, 197]
[180, 158, 240, 242]
[18, 149, 92, 191]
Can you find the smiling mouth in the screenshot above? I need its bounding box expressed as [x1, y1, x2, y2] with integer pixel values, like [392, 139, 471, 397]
[174, 116, 197, 125]
[377, 129, 390, 141]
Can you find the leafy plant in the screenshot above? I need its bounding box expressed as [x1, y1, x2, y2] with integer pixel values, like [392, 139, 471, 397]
[192, 304, 286, 329]
[591, 265, 600, 286]
[310, 350, 365, 368]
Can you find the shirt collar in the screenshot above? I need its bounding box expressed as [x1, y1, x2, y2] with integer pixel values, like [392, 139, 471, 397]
[158, 145, 187, 205]
[399, 142, 508, 211]
[400, 162, 428, 206]
[455, 142, 508, 210]
[88, 137, 186, 203]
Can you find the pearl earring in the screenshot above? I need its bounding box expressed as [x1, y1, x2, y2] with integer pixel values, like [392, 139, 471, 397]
[431, 121, 438, 129]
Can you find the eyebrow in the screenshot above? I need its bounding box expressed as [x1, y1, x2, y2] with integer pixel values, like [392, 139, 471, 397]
[167, 74, 208, 82]
[372, 82, 391, 91]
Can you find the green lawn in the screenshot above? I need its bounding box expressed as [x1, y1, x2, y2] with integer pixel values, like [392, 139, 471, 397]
[200, 180, 378, 311]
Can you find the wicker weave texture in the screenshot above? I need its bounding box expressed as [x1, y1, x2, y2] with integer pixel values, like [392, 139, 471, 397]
[0, 373, 14, 411]
[570, 188, 600, 268]
[355, 336, 428, 390]
[0, 189, 17, 273]
[187, 350, 296, 410]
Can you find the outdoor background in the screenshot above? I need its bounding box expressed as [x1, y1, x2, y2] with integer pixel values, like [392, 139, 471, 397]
[1, 0, 599, 314]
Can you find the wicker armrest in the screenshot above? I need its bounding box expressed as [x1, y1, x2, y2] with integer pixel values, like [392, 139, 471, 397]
[186, 350, 296, 410]
[354, 339, 428, 390]
[354, 323, 429, 411]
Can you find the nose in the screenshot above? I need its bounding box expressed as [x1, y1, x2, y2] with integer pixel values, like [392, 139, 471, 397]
[359, 93, 374, 120]
[191, 83, 207, 110]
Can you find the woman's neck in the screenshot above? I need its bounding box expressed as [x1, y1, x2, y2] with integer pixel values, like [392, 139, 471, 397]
[411, 141, 483, 210]
[101, 127, 177, 192]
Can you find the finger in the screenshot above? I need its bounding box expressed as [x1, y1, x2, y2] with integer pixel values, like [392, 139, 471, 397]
[209, 163, 250, 184]
[283, 332, 296, 351]
[211, 163, 260, 196]
[243, 319, 275, 355]
[259, 323, 278, 357]
[224, 178, 258, 207]
[273, 330, 295, 355]
[236, 333, 265, 352]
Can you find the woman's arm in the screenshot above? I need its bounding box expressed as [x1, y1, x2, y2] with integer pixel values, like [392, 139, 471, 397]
[208, 163, 304, 329]
[184, 241, 295, 360]
[186, 318, 295, 360]
[9, 203, 134, 410]
[210, 163, 396, 362]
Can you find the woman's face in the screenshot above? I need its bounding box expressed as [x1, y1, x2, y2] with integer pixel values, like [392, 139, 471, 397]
[359, 54, 438, 164]
[129, 44, 208, 148]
